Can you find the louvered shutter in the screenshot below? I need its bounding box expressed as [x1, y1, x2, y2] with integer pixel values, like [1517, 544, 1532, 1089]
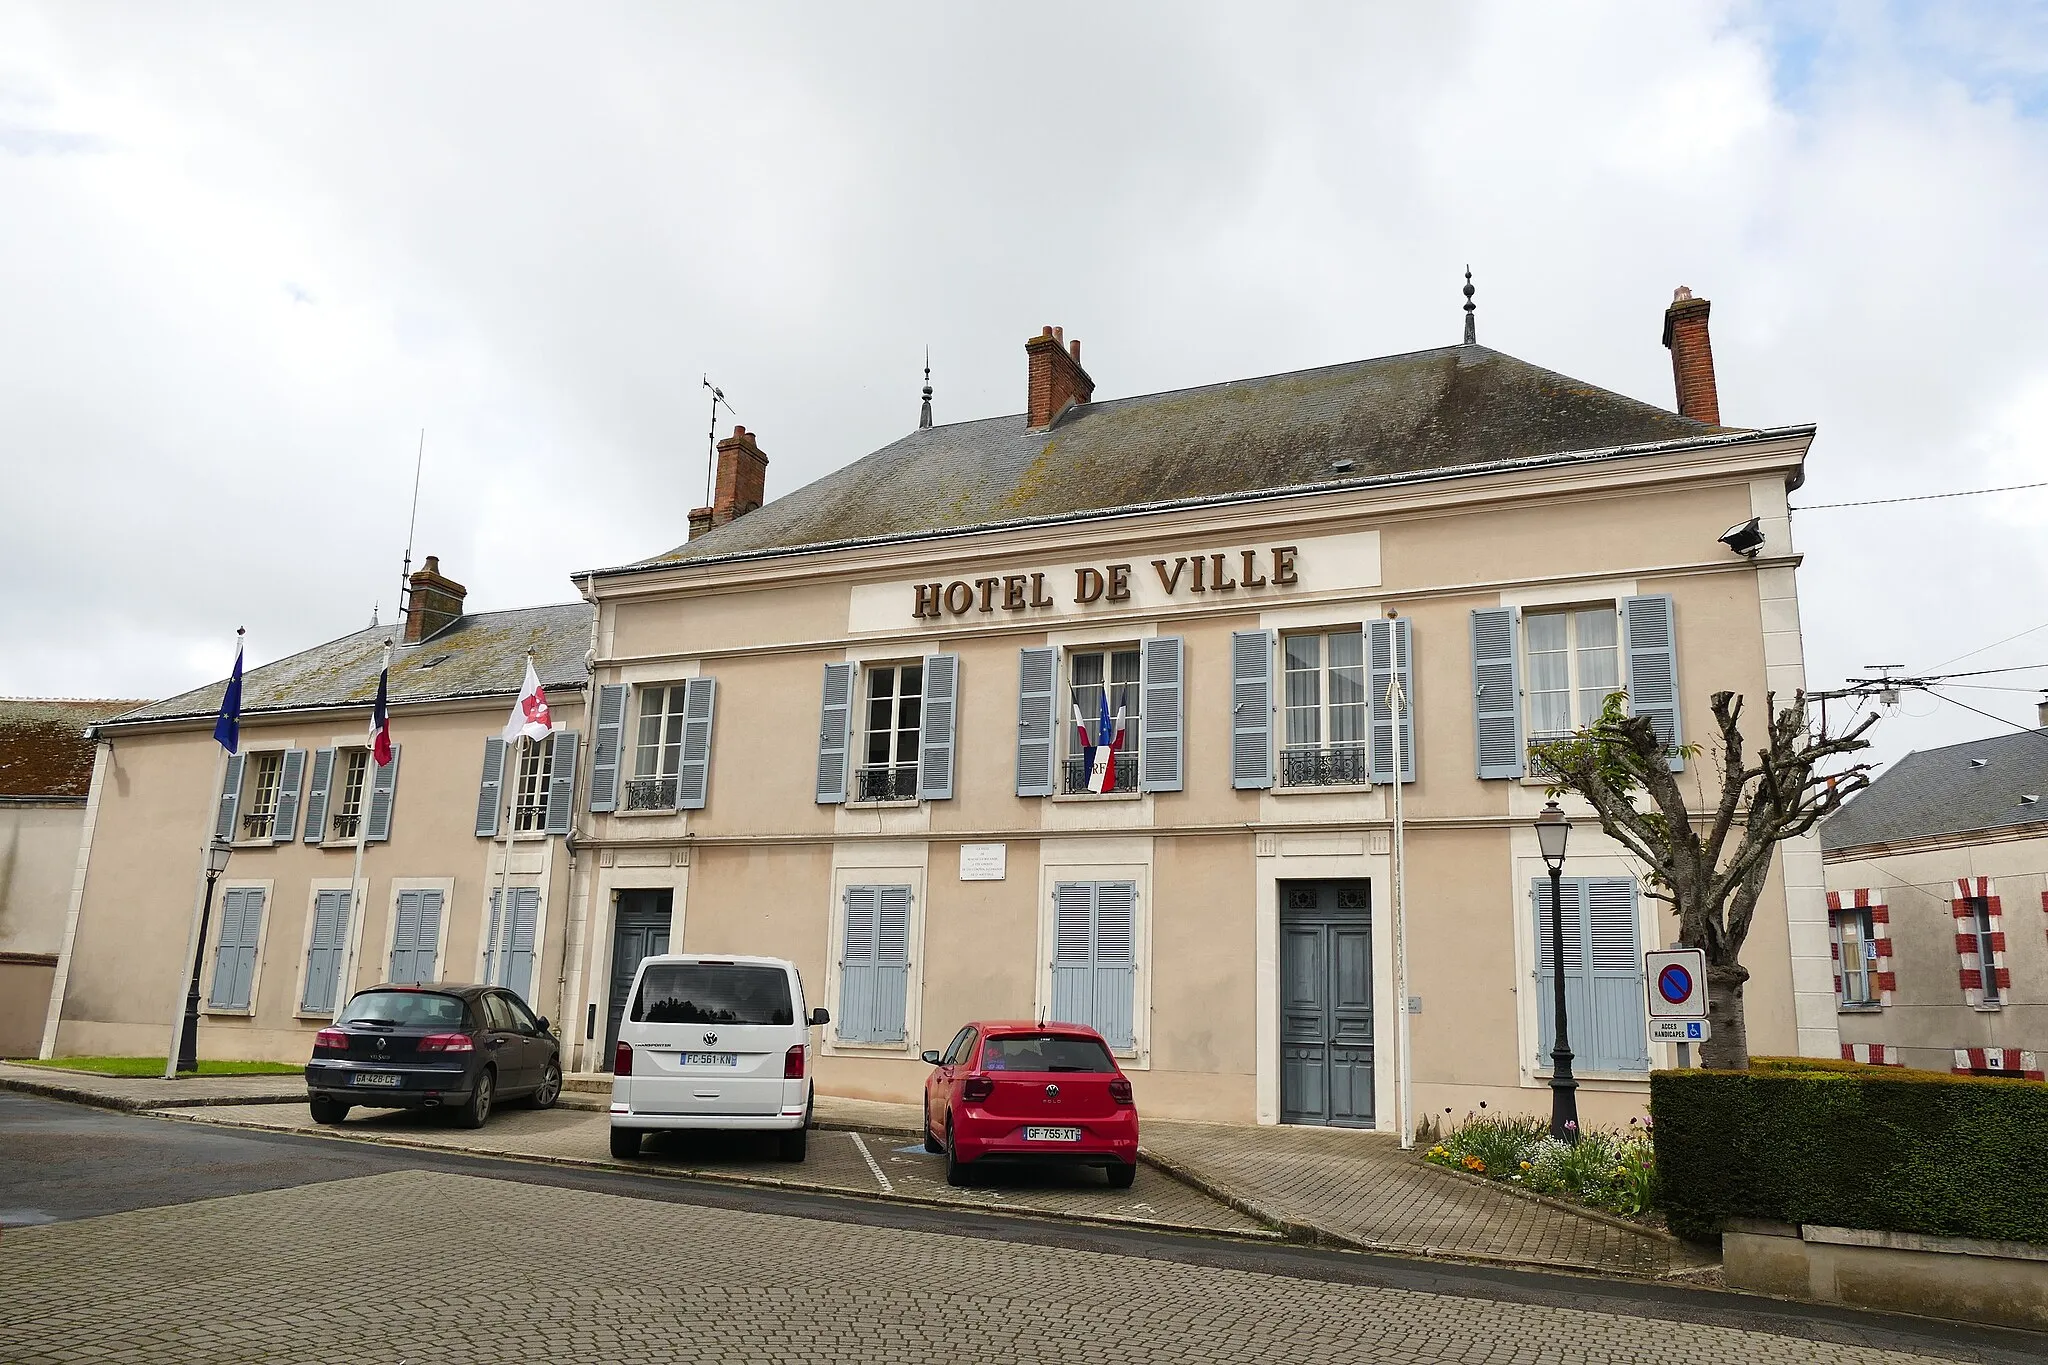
[1140, 636, 1184, 793]
[302, 889, 352, 1012]
[874, 886, 912, 1043]
[545, 730, 579, 834]
[1471, 608, 1524, 779]
[1092, 882, 1137, 1049]
[208, 888, 263, 1010]
[1585, 878, 1649, 1072]
[816, 662, 855, 804]
[1529, 877, 1586, 1068]
[588, 683, 628, 813]
[389, 890, 425, 984]
[1623, 595, 1684, 773]
[270, 749, 306, 843]
[918, 654, 958, 801]
[675, 677, 717, 810]
[1015, 647, 1058, 797]
[475, 737, 506, 838]
[491, 887, 540, 1001]
[413, 890, 444, 983]
[214, 754, 245, 842]
[364, 745, 400, 842]
[1049, 883, 1096, 1030]
[302, 748, 336, 845]
[1230, 630, 1274, 790]
[838, 886, 881, 1041]
[1367, 619, 1415, 784]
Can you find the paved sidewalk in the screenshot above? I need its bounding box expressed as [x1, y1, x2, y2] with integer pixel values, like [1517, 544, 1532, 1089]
[0, 1061, 305, 1111]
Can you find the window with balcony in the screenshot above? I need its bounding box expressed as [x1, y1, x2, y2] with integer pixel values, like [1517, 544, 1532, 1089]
[512, 740, 556, 832]
[1280, 629, 1368, 786]
[1525, 607, 1621, 741]
[239, 752, 284, 840]
[1063, 647, 1139, 794]
[856, 663, 922, 802]
[627, 685, 688, 810]
[329, 748, 369, 842]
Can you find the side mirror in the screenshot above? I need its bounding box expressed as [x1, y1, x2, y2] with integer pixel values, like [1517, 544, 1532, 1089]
[809, 1007, 831, 1027]
[921, 1050, 942, 1065]
[536, 1017, 551, 1035]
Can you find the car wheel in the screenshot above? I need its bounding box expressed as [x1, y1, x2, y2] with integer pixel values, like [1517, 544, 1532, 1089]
[309, 1096, 349, 1126]
[458, 1067, 494, 1130]
[944, 1116, 973, 1187]
[922, 1096, 944, 1154]
[530, 1059, 562, 1110]
[1106, 1160, 1137, 1190]
[609, 1126, 641, 1160]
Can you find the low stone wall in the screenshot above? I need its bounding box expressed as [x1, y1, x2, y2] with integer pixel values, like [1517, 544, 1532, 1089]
[1725, 1217, 2048, 1331]
[0, 954, 56, 1058]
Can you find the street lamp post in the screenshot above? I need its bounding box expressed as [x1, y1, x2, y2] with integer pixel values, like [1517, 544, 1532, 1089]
[1534, 801, 1578, 1143]
[177, 839, 234, 1075]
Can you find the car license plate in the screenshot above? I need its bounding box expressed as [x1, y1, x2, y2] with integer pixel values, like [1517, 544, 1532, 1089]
[352, 1072, 402, 1088]
[681, 1052, 738, 1067]
[1023, 1126, 1082, 1142]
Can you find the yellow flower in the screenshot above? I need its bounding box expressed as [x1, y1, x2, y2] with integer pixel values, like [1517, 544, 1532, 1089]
[1519, 1161, 1532, 1171]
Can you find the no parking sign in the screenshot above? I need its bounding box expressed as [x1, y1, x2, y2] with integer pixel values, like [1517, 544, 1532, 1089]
[1645, 947, 1711, 1042]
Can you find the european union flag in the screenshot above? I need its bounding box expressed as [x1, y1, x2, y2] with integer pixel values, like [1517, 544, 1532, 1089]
[213, 632, 244, 754]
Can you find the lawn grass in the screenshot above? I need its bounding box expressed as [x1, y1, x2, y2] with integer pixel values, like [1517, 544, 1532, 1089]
[16, 1056, 304, 1077]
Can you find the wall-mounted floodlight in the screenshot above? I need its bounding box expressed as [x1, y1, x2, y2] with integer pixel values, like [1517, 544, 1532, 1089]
[1719, 517, 1765, 558]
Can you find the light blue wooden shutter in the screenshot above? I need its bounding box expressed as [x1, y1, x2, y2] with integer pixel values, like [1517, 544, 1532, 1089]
[918, 654, 958, 801]
[1140, 636, 1184, 793]
[588, 683, 628, 813]
[214, 754, 245, 842]
[270, 749, 306, 843]
[1585, 878, 1649, 1072]
[475, 737, 506, 838]
[302, 748, 335, 845]
[1049, 882, 1096, 1031]
[874, 885, 912, 1043]
[1015, 647, 1058, 797]
[1092, 881, 1137, 1049]
[545, 730, 579, 834]
[389, 890, 426, 984]
[302, 888, 351, 1012]
[504, 887, 539, 1001]
[1471, 607, 1524, 779]
[1624, 594, 1684, 772]
[364, 745, 400, 842]
[208, 888, 263, 1009]
[1367, 619, 1415, 784]
[675, 678, 716, 810]
[816, 662, 855, 805]
[1530, 877, 1586, 1069]
[838, 885, 880, 1041]
[1230, 629, 1274, 790]
[414, 890, 443, 983]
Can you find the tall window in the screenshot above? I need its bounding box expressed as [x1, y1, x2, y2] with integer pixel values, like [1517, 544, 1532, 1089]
[857, 663, 922, 802]
[1967, 897, 2000, 1004]
[1281, 630, 1367, 786]
[1835, 907, 1876, 1006]
[512, 740, 556, 832]
[629, 686, 688, 810]
[330, 749, 369, 842]
[1526, 607, 1621, 739]
[239, 752, 284, 840]
[1064, 648, 1140, 794]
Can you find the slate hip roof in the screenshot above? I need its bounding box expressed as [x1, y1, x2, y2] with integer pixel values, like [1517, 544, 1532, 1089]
[1823, 728, 2048, 853]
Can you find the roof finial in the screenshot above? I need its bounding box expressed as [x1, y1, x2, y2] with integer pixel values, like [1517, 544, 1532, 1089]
[370, 601, 379, 627]
[919, 347, 934, 430]
[1462, 266, 1477, 345]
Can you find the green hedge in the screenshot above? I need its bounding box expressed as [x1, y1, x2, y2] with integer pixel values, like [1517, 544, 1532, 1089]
[1651, 1063, 2048, 1245]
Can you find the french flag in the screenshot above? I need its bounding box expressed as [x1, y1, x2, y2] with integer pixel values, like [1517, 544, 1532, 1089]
[369, 656, 393, 766]
[1084, 686, 1125, 794]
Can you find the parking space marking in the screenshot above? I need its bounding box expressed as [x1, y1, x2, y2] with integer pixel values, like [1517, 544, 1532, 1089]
[848, 1131, 894, 1193]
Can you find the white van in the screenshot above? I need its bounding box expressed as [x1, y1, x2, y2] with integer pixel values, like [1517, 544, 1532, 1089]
[608, 954, 829, 1162]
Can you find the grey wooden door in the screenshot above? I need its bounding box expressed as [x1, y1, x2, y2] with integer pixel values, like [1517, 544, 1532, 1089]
[1279, 881, 1374, 1127]
[603, 889, 672, 1066]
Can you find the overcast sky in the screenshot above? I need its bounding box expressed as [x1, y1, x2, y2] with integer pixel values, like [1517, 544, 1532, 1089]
[4, 3, 2046, 775]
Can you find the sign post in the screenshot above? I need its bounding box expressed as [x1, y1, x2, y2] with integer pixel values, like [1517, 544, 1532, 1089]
[1645, 947, 1710, 1058]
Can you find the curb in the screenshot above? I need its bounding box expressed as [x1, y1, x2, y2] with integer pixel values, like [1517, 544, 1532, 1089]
[0, 1073, 305, 1114]
[1422, 1154, 1704, 1252]
[1134, 1145, 1321, 1243]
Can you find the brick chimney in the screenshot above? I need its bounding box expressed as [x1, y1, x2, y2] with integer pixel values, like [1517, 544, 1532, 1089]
[403, 555, 467, 644]
[1661, 286, 1720, 425]
[1025, 325, 1094, 431]
[686, 425, 770, 540]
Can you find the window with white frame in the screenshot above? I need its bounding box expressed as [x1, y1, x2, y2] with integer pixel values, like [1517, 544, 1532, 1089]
[628, 685, 688, 810]
[1834, 906, 1877, 1006]
[1525, 607, 1621, 740]
[239, 752, 285, 841]
[1966, 897, 2001, 1004]
[1064, 648, 1140, 794]
[856, 663, 923, 802]
[512, 740, 556, 832]
[330, 748, 370, 842]
[1280, 629, 1368, 787]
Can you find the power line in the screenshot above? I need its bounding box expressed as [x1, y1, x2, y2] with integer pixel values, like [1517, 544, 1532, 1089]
[1924, 685, 2048, 748]
[1922, 622, 2048, 675]
[1793, 478, 2048, 510]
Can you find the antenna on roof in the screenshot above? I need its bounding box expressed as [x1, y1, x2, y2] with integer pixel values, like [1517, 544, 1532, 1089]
[702, 376, 739, 509]
[920, 347, 934, 430]
[397, 429, 425, 634]
[1462, 266, 1477, 345]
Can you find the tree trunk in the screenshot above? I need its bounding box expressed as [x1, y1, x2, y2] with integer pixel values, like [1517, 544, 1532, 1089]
[1700, 963, 1750, 1069]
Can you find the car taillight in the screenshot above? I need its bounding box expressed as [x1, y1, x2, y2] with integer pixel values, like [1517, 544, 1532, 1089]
[416, 1033, 474, 1053]
[784, 1044, 805, 1079]
[313, 1028, 348, 1051]
[961, 1076, 994, 1103]
[1108, 1077, 1134, 1105]
[614, 1040, 633, 1076]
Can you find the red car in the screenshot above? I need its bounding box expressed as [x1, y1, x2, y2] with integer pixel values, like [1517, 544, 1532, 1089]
[921, 1021, 1139, 1188]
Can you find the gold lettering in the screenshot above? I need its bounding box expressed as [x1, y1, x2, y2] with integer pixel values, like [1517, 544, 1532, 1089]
[1152, 558, 1187, 593]
[1272, 546, 1299, 586]
[943, 580, 975, 615]
[1240, 549, 1267, 588]
[1106, 563, 1132, 603]
[1002, 575, 1028, 611]
[1075, 567, 1106, 603]
[913, 583, 943, 619]
[1210, 553, 1236, 591]
[975, 577, 1001, 612]
[1029, 572, 1054, 607]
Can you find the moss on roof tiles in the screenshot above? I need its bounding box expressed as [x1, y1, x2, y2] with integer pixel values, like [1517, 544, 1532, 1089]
[0, 699, 146, 796]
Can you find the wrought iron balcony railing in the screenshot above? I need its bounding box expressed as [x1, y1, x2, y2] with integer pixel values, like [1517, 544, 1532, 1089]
[1278, 743, 1371, 788]
[623, 776, 678, 811]
[855, 765, 920, 802]
[1061, 755, 1139, 795]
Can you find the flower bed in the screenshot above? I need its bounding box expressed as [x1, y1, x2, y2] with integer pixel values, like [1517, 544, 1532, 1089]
[1422, 1111, 1657, 1219]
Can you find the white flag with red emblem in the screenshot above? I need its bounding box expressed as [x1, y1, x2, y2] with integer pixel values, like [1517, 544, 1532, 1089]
[502, 657, 552, 744]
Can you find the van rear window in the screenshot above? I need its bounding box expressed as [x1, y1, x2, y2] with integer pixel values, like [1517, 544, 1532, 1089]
[979, 1034, 1115, 1073]
[633, 965, 793, 1026]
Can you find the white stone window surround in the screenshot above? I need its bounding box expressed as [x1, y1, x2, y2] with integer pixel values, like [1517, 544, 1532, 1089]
[1035, 835, 1153, 1070]
[292, 876, 359, 1021]
[820, 842, 929, 1058]
[609, 660, 699, 820]
[200, 877, 276, 1018]
[377, 876, 457, 988]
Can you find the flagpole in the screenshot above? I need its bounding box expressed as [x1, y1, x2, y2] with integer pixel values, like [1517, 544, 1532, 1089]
[335, 639, 393, 1021]
[1388, 615, 1413, 1150]
[493, 734, 520, 985]
[165, 627, 244, 1080]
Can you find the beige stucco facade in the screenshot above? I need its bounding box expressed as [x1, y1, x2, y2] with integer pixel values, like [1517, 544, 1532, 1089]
[0, 799, 87, 1056]
[562, 430, 1834, 1131]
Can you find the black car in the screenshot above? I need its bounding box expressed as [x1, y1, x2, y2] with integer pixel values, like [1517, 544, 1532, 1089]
[305, 983, 562, 1129]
